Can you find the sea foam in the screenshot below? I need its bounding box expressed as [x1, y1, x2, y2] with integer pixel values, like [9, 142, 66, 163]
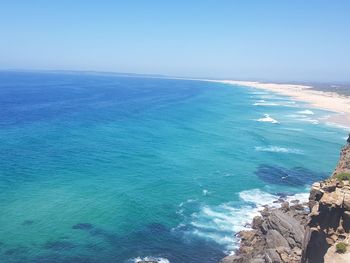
[297, 110, 314, 115]
[185, 189, 307, 254]
[253, 100, 279, 106]
[132, 257, 170, 263]
[255, 146, 304, 154]
[257, 114, 279, 124]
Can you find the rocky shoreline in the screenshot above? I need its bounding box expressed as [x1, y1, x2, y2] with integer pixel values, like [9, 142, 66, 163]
[221, 139, 350, 263]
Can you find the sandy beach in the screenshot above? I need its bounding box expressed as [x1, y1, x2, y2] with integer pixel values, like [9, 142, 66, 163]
[212, 80, 350, 128]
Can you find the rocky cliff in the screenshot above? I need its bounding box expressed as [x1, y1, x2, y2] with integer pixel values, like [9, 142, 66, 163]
[302, 141, 350, 263]
[221, 139, 350, 263]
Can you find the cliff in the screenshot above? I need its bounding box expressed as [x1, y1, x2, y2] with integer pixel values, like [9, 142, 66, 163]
[221, 139, 350, 263]
[302, 141, 350, 263]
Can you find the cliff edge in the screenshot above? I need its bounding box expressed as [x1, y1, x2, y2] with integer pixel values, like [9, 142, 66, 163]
[221, 138, 350, 263]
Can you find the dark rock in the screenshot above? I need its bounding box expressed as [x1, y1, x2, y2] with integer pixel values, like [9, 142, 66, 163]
[342, 210, 350, 231]
[72, 223, 93, 230]
[301, 227, 329, 263]
[255, 165, 326, 187]
[252, 216, 263, 229]
[22, 220, 34, 225]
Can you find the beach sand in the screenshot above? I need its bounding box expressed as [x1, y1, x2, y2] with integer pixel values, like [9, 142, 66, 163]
[214, 80, 350, 128]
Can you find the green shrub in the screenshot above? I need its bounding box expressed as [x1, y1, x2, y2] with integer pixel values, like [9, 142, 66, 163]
[336, 173, 350, 181]
[336, 242, 347, 253]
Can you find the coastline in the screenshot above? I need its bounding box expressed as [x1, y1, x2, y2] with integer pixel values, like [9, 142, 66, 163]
[209, 80, 350, 128]
[222, 142, 350, 263]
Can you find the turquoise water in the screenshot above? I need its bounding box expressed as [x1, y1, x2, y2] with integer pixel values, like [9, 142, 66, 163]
[0, 72, 346, 263]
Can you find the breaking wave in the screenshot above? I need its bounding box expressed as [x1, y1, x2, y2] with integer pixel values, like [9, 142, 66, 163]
[255, 146, 304, 154]
[181, 189, 307, 254]
[257, 114, 279, 124]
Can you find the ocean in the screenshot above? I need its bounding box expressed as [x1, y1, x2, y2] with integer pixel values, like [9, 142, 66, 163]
[0, 71, 346, 263]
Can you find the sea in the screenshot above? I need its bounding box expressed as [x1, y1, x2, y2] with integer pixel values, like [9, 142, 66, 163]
[0, 71, 347, 263]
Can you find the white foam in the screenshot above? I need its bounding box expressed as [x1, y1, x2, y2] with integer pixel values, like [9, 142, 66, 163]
[286, 114, 319, 124]
[133, 257, 170, 263]
[185, 189, 308, 254]
[202, 189, 210, 196]
[282, 127, 304, 132]
[297, 110, 314, 115]
[254, 146, 304, 154]
[257, 114, 279, 124]
[249, 91, 268, 95]
[303, 119, 319, 125]
[239, 189, 281, 208]
[253, 100, 279, 106]
[285, 192, 309, 204]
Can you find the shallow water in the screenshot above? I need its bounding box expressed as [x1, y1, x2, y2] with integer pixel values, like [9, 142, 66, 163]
[0, 72, 346, 263]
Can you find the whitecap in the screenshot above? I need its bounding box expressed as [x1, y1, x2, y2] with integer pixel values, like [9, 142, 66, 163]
[254, 146, 303, 154]
[132, 256, 170, 263]
[202, 189, 209, 196]
[285, 192, 309, 204]
[257, 114, 279, 124]
[282, 127, 304, 132]
[303, 119, 319, 125]
[253, 100, 279, 106]
[297, 110, 314, 115]
[286, 114, 319, 124]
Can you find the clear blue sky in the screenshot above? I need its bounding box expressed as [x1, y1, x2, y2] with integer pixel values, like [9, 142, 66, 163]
[1, 1, 349, 81]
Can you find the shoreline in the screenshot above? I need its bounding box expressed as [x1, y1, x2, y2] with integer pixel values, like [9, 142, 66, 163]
[222, 142, 350, 263]
[209, 80, 350, 128]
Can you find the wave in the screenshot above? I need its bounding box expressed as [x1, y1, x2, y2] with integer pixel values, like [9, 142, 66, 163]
[131, 256, 170, 263]
[202, 189, 210, 196]
[249, 91, 268, 95]
[286, 114, 319, 124]
[282, 127, 304, 132]
[253, 100, 279, 106]
[183, 189, 307, 254]
[303, 119, 319, 125]
[257, 114, 279, 124]
[255, 146, 304, 154]
[325, 122, 350, 131]
[297, 110, 314, 115]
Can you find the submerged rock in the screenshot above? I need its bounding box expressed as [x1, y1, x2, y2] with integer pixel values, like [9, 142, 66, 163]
[72, 223, 94, 230]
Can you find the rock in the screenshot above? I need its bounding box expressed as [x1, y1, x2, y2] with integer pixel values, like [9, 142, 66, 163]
[239, 230, 256, 242]
[222, 143, 350, 263]
[280, 202, 289, 212]
[252, 216, 263, 229]
[220, 255, 243, 263]
[265, 249, 282, 263]
[266, 230, 289, 249]
[343, 193, 350, 210]
[267, 210, 304, 247]
[332, 143, 350, 177]
[342, 211, 350, 232]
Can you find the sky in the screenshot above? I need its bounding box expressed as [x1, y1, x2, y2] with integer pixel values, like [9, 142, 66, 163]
[1, 1, 349, 82]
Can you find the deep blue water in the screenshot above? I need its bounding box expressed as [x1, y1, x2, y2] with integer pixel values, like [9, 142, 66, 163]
[0, 72, 346, 263]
